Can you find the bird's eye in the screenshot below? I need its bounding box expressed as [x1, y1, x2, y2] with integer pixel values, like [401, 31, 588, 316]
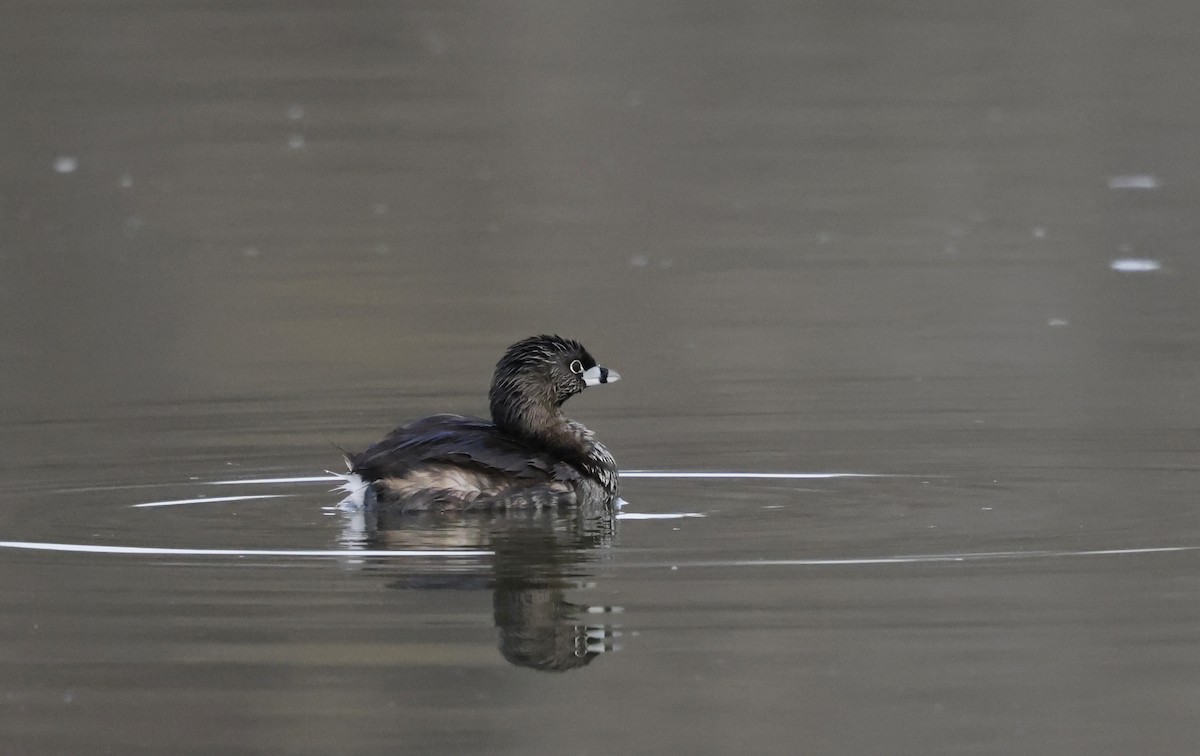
[569, 359, 584, 375]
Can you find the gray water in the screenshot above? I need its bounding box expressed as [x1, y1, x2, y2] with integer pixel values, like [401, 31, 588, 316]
[4, 2, 1200, 754]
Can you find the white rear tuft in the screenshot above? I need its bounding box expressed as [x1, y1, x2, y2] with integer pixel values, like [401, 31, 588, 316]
[329, 470, 370, 511]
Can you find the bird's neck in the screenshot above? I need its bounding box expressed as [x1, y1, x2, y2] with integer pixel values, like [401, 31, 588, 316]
[490, 383, 576, 448]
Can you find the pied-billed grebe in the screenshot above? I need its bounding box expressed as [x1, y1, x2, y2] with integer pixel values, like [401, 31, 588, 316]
[340, 335, 620, 511]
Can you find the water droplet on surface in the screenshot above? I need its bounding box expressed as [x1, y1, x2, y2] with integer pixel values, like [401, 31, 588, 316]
[1108, 174, 1160, 190]
[1032, 226, 1046, 239]
[118, 173, 134, 189]
[53, 155, 78, 174]
[287, 104, 305, 121]
[1110, 258, 1161, 272]
[287, 134, 305, 150]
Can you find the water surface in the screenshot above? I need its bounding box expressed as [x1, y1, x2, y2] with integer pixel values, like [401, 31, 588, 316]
[3, 2, 1200, 754]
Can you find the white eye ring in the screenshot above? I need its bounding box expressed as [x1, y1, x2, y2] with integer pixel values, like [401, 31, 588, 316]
[569, 359, 584, 375]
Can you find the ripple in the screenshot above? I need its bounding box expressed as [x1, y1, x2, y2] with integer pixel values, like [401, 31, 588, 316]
[132, 494, 290, 509]
[17, 470, 1185, 567]
[0, 540, 1195, 564]
[0, 541, 490, 557]
[203, 471, 891, 487]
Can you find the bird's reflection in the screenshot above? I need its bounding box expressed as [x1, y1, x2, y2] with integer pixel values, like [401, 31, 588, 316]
[340, 498, 622, 672]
